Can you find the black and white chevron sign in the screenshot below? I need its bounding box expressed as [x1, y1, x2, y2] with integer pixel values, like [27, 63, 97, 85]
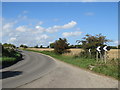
[96, 46, 110, 52]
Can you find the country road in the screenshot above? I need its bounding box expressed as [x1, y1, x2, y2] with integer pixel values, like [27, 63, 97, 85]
[2, 50, 118, 88]
[2, 51, 56, 88]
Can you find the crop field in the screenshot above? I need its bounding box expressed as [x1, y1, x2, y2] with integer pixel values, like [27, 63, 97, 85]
[27, 48, 54, 51]
[27, 48, 119, 59]
[64, 49, 119, 60]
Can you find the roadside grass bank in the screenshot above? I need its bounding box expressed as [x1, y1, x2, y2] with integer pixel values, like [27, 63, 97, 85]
[1, 51, 22, 68]
[26, 49, 119, 80]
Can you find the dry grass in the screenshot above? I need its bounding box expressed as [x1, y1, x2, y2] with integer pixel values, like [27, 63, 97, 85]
[63, 49, 83, 56]
[65, 49, 119, 60]
[108, 49, 119, 59]
[27, 48, 119, 59]
[64, 49, 119, 59]
[27, 48, 54, 51]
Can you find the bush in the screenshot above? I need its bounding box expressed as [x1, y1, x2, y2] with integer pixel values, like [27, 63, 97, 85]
[68, 45, 82, 48]
[34, 45, 39, 48]
[20, 44, 28, 48]
[54, 38, 70, 54]
[2, 45, 22, 68]
[110, 46, 117, 49]
[50, 43, 54, 48]
[77, 34, 111, 58]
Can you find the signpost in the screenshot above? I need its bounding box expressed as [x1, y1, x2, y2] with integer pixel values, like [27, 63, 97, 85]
[103, 46, 108, 51]
[97, 46, 101, 53]
[88, 49, 91, 58]
[96, 46, 100, 61]
[96, 46, 110, 63]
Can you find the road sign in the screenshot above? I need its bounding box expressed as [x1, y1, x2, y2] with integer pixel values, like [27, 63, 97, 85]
[96, 45, 110, 63]
[97, 46, 110, 52]
[88, 49, 91, 52]
[103, 46, 108, 51]
[103, 46, 111, 51]
[96, 46, 101, 52]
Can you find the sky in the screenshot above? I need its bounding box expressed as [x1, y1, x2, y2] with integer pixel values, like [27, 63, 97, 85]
[1, 0, 120, 2]
[2, 2, 118, 47]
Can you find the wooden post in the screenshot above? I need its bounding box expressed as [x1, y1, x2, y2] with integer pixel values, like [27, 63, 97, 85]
[96, 51, 99, 62]
[90, 51, 91, 58]
[89, 49, 91, 58]
[104, 51, 107, 63]
[100, 52, 103, 62]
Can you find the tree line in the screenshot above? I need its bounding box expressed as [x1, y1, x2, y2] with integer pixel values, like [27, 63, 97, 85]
[1, 34, 120, 56]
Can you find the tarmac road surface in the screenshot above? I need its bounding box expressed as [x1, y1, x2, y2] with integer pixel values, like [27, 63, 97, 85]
[2, 50, 56, 88]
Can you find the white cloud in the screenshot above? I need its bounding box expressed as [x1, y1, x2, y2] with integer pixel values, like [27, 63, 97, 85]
[53, 18, 59, 22]
[2, 13, 53, 46]
[35, 26, 44, 30]
[18, 15, 27, 20]
[23, 10, 28, 14]
[18, 10, 28, 19]
[85, 12, 94, 16]
[0, 31, 2, 42]
[35, 21, 77, 33]
[3, 23, 14, 30]
[2, 15, 78, 46]
[35, 25, 45, 33]
[2, 19, 53, 46]
[62, 21, 77, 29]
[9, 37, 16, 42]
[36, 34, 49, 40]
[2, 22, 17, 37]
[49, 41, 55, 44]
[40, 34, 49, 39]
[46, 26, 58, 33]
[36, 26, 40, 29]
[62, 31, 82, 37]
[16, 26, 27, 32]
[46, 21, 77, 33]
[37, 21, 43, 25]
[114, 40, 120, 45]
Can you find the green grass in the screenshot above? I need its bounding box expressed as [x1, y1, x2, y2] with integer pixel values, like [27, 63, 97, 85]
[26, 49, 119, 80]
[1, 52, 21, 62]
[1, 51, 22, 68]
[0, 57, 16, 62]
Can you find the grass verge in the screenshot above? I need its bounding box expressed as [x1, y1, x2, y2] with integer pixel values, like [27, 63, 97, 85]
[1, 51, 22, 68]
[26, 49, 119, 80]
[0, 57, 16, 62]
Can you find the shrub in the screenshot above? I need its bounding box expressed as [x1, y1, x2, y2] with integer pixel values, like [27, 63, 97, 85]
[77, 34, 111, 58]
[54, 38, 70, 54]
[34, 45, 39, 48]
[20, 44, 28, 48]
[50, 43, 54, 48]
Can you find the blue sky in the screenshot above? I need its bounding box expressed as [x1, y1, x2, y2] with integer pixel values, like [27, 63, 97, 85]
[2, 2, 118, 46]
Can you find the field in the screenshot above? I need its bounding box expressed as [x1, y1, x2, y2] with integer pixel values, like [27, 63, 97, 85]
[27, 48, 54, 51]
[27, 48, 119, 60]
